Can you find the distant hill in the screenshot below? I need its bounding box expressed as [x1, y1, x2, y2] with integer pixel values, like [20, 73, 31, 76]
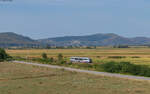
[1, 32, 150, 47]
[38, 33, 150, 46]
[0, 32, 39, 47]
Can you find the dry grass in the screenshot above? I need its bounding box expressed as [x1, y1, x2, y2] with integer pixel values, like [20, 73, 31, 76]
[6, 48, 150, 65]
[7, 48, 150, 57]
[1, 62, 150, 94]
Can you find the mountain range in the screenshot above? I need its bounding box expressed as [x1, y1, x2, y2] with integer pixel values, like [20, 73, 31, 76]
[1, 32, 150, 47]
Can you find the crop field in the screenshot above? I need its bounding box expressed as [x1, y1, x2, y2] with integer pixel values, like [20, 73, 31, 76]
[1, 62, 150, 94]
[6, 48, 150, 65]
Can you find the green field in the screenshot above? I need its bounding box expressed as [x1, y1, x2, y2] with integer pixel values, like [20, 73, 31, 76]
[7, 48, 150, 65]
[1, 62, 150, 94]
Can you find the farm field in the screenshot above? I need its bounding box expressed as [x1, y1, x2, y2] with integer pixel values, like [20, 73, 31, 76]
[6, 48, 150, 66]
[1, 62, 150, 94]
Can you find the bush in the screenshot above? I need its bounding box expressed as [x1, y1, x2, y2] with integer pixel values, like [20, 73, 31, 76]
[96, 56, 101, 58]
[108, 56, 126, 59]
[118, 62, 134, 73]
[101, 61, 120, 73]
[131, 56, 140, 58]
[42, 53, 48, 59]
[68, 62, 73, 65]
[131, 65, 150, 77]
[101, 61, 150, 77]
[0, 48, 11, 62]
[101, 61, 135, 73]
[58, 53, 63, 61]
[49, 57, 54, 62]
[56, 60, 66, 65]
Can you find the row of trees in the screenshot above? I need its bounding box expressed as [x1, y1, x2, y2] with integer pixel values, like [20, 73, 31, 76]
[41, 53, 64, 64]
[42, 53, 63, 61]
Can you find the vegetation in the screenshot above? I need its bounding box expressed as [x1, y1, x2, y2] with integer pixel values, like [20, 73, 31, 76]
[3, 47, 150, 93]
[131, 56, 141, 58]
[58, 53, 63, 61]
[0, 63, 150, 94]
[14, 53, 150, 77]
[42, 53, 48, 59]
[7, 47, 150, 77]
[108, 56, 126, 59]
[101, 62, 150, 77]
[7, 48, 150, 66]
[0, 48, 11, 61]
[1, 63, 150, 94]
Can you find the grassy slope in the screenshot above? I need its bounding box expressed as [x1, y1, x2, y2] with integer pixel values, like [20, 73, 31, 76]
[1, 63, 150, 94]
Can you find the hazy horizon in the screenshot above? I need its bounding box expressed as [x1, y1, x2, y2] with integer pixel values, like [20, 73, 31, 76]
[1, 0, 150, 39]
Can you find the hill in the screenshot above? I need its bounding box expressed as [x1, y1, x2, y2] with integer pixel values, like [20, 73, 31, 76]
[38, 33, 150, 46]
[0, 32, 39, 47]
[1, 32, 150, 47]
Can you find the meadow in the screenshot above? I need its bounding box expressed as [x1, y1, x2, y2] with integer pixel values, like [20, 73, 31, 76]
[6, 47, 150, 66]
[1, 62, 150, 94]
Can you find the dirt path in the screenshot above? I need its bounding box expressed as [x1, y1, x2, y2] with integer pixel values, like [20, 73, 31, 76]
[12, 61, 150, 81]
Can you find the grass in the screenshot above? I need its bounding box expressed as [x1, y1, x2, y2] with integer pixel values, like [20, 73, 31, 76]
[1, 62, 150, 94]
[6, 48, 150, 66]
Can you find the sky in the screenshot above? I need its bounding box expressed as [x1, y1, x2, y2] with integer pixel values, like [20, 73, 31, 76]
[0, 0, 150, 39]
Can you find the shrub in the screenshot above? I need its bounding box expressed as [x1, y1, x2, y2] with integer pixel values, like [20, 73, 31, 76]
[0, 48, 11, 62]
[138, 65, 150, 76]
[42, 53, 48, 59]
[131, 65, 150, 77]
[118, 62, 134, 73]
[60, 60, 66, 64]
[101, 61, 136, 73]
[108, 56, 126, 59]
[101, 61, 121, 73]
[131, 56, 140, 58]
[58, 53, 63, 61]
[101, 61, 150, 77]
[68, 62, 73, 65]
[56, 60, 66, 65]
[49, 57, 54, 62]
[96, 56, 101, 58]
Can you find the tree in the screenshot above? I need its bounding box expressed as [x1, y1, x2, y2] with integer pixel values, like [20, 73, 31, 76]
[42, 53, 48, 59]
[58, 53, 63, 61]
[0, 48, 10, 61]
[50, 57, 54, 62]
